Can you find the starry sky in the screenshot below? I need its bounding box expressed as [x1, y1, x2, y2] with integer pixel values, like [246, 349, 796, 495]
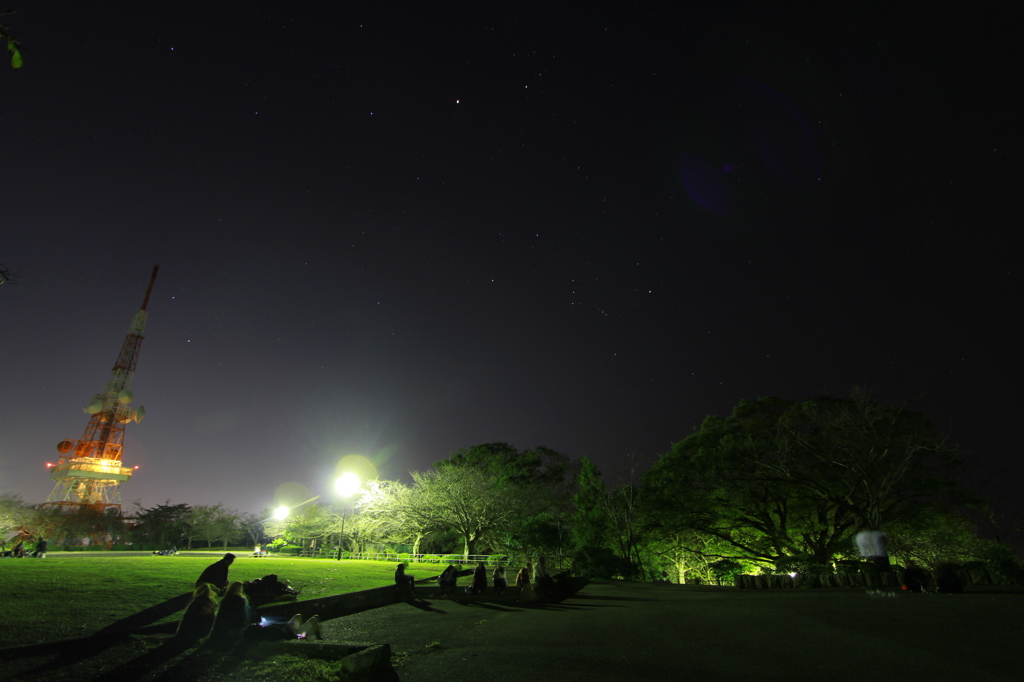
[2, 2, 1018, 515]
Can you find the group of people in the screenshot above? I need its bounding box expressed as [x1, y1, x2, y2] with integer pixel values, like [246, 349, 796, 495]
[177, 552, 317, 649]
[397, 556, 555, 600]
[4, 537, 46, 558]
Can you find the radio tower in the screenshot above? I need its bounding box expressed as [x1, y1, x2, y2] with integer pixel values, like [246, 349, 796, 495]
[43, 266, 159, 513]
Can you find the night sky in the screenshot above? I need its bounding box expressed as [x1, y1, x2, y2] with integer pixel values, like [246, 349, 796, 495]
[2, 2, 1018, 515]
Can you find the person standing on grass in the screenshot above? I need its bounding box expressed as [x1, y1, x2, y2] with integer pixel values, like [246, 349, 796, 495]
[32, 537, 47, 558]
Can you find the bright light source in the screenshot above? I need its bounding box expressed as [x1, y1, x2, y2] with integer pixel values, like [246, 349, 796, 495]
[273, 505, 290, 520]
[335, 472, 361, 497]
[46, 462, 53, 468]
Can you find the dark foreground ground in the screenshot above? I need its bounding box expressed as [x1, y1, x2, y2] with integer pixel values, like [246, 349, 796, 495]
[335, 582, 1023, 682]
[3, 581, 1022, 681]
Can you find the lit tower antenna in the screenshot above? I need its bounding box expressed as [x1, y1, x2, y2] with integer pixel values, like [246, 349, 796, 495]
[43, 266, 160, 513]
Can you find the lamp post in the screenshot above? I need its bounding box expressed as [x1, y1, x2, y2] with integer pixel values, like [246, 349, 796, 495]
[335, 473, 361, 561]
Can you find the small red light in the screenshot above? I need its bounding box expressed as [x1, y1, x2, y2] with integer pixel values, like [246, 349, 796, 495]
[134, 466, 139, 469]
[46, 462, 53, 468]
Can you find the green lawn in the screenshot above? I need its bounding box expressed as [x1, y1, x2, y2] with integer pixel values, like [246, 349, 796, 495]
[0, 552, 439, 649]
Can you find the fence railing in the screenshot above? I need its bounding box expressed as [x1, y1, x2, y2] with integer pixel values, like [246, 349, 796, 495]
[292, 549, 566, 570]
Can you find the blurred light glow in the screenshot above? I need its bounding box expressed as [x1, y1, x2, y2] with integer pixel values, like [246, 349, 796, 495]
[335, 472, 361, 497]
[334, 454, 378, 484]
[273, 505, 290, 520]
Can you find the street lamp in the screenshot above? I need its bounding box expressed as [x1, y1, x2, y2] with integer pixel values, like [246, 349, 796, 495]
[334, 473, 361, 560]
[335, 472, 361, 497]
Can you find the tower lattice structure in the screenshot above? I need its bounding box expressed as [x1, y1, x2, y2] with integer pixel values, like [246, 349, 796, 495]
[43, 266, 159, 513]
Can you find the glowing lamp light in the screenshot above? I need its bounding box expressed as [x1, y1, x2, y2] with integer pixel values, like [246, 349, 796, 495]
[134, 465, 139, 469]
[46, 462, 54, 468]
[273, 506, 290, 520]
[335, 472, 361, 497]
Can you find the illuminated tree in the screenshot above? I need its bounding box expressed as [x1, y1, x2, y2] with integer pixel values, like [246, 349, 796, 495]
[239, 511, 269, 547]
[409, 465, 520, 559]
[442, 443, 577, 555]
[0, 494, 31, 547]
[644, 392, 958, 568]
[358, 480, 436, 554]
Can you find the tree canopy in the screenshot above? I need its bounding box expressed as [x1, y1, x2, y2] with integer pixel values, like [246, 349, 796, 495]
[644, 393, 959, 569]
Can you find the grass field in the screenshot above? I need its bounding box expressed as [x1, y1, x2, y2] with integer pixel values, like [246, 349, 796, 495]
[0, 551, 439, 649]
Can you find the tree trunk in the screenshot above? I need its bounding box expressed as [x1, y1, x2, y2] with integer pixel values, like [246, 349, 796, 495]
[412, 533, 422, 556]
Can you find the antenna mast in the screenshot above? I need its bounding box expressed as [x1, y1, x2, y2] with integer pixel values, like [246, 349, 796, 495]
[43, 266, 159, 513]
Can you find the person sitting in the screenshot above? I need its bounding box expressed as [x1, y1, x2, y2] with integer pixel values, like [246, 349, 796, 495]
[534, 556, 554, 593]
[470, 562, 487, 595]
[196, 552, 235, 592]
[209, 581, 253, 649]
[492, 565, 507, 594]
[243, 574, 299, 607]
[517, 562, 536, 600]
[32, 538, 48, 559]
[176, 583, 219, 642]
[438, 564, 458, 595]
[395, 562, 416, 599]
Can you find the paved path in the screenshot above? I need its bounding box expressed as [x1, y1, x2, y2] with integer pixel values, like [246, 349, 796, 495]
[324, 582, 1023, 681]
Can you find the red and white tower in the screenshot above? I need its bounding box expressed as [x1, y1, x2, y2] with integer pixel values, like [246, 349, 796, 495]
[43, 266, 159, 512]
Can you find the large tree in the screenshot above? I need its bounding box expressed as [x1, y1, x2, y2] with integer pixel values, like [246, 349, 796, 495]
[409, 465, 520, 558]
[441, 443, 576, 555]
[129, 502, 190, 548]
[570, 457, 609, 550]
[644, 392, 957, 568]
[239, 511, 269, 548]
[358, 480, 437, 554]
[189, 504, 239, 549]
